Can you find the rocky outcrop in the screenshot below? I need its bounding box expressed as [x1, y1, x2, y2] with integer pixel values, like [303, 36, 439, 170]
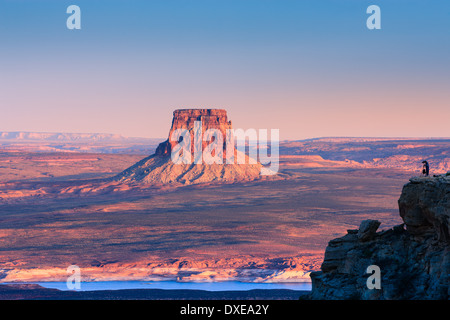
[309, 173, 450, 300]
[399, 176, 449, 242]
[155, 109, 232, 157]
[114, 109, 263, 185]
[357, 219, 381, 242]
[113, 154, 262, 185]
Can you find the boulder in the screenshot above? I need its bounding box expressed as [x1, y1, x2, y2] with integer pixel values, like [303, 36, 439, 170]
[398, 175, 449, 241]
[357, 219, 381, 242]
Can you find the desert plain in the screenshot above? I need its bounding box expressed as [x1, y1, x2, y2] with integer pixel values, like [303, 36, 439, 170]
[0, 135, 449, 284]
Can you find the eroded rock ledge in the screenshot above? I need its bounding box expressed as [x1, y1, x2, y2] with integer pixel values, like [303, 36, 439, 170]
[309, 173, 449, 300]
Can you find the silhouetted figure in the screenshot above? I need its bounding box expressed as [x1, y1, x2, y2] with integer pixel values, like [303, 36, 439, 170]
[422, 161, 429, 177]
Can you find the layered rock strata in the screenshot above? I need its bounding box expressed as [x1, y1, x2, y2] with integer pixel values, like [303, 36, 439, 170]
[114, 109, 263, 185]
[155, 109, 232, 157]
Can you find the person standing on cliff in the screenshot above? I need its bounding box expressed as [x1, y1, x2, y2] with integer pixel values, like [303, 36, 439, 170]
[422, 160, 429, 176]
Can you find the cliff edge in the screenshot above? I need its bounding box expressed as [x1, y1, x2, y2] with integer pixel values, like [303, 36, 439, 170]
[309, 173, 449, 300]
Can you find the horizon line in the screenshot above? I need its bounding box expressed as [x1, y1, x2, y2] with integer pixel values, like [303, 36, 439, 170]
[1, 131, 450, 142]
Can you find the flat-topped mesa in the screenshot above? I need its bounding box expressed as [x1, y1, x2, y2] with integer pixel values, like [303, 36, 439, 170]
[155, 109, 232, 157]
[114, 108, 264, 185]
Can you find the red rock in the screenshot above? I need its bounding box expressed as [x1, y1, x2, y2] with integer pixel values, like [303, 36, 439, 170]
[115, 109, 263, 185]
[155, 109, 232, 158]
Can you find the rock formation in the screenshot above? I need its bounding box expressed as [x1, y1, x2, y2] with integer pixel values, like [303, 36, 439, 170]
[155, 109, 232, 157]
[114, 109, 263, 185]
[309, 173, 449, 300]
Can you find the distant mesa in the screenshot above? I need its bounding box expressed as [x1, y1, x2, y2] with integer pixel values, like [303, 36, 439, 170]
[113, 109, 264, 185]
[154, 109, 232, 157]
[0, 131, 127, 142]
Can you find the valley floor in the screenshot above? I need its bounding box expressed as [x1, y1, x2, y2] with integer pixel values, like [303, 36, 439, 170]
[0, 151, 411, 284]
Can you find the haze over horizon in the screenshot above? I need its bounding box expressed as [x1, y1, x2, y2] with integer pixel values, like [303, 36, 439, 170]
[1, 130, 449, 142]
[1, 0, 449, 140]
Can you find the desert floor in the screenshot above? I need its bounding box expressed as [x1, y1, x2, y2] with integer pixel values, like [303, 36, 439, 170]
[0, 151, 413, 283]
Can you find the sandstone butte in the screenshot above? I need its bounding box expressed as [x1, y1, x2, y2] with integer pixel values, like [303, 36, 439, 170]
[113, 109, 264, 185]
[308, 172, 450, 300]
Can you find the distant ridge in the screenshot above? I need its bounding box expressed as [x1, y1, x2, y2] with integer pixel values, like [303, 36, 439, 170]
[2, 132, 448, 143]
[0, 132, 163, 155]
[296, 137, 450, 142]
[0, 132, 156, 142]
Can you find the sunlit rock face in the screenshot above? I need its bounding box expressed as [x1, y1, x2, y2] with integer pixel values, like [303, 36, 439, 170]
[155, 109, 232, 157]
[114, 109, 263, 185]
